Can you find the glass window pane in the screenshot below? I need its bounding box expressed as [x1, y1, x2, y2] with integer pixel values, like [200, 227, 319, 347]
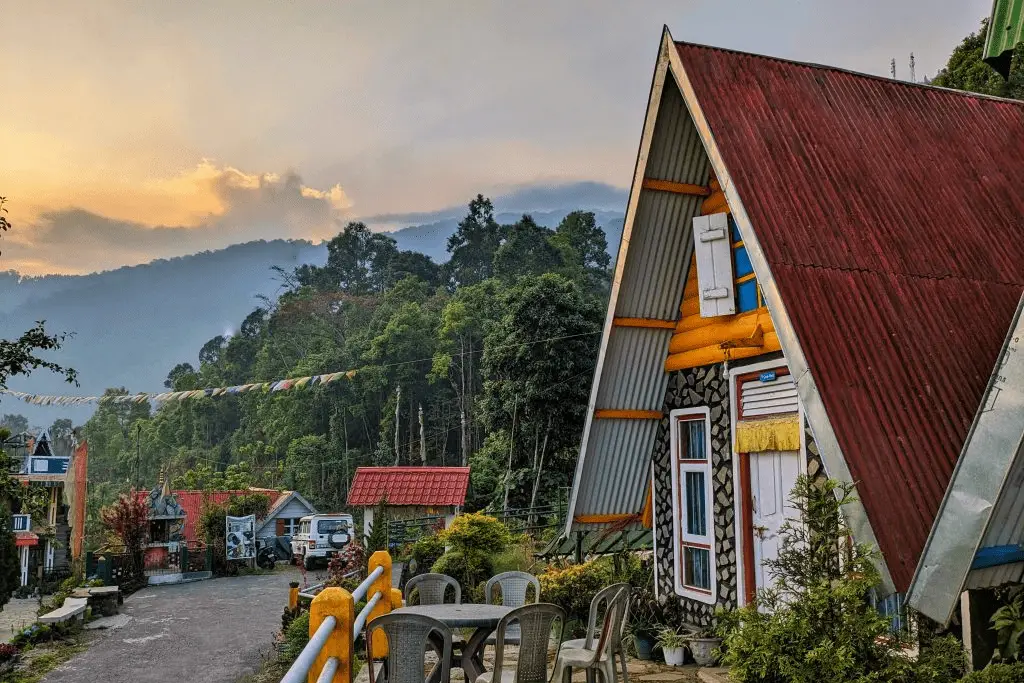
[736, 278, 758, 312]
[685, 471, 707, 536]
[679, 419, 706, 460]
[684, 546, 711, 590]
[733, 245, 753, 278]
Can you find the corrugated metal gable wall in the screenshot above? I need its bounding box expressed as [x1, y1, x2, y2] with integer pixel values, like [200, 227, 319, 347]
[571, 73, 710, 521]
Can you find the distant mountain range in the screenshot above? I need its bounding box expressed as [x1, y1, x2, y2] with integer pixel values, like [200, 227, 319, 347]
[0, 182, 627, 426]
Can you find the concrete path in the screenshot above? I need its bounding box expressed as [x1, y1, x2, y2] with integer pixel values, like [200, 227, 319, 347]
[1, 597, 40, 642]
[44, 567, 299, 683]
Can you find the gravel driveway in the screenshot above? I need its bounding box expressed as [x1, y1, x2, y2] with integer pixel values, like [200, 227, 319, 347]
[45, 567, 299, 683]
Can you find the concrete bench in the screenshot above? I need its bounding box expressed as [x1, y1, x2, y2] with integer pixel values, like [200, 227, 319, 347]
[39, 597, 88, 624]
[71, 586, 121, 616]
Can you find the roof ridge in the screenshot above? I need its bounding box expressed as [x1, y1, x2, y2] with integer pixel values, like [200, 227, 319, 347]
[673, 39, 1024, 108]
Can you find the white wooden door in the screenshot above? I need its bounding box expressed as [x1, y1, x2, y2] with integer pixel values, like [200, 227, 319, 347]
[750, 449, 801, 593]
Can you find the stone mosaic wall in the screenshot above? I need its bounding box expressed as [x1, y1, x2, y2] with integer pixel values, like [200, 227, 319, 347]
[651, 362, 824, 628]
[652, 363, 735, 626]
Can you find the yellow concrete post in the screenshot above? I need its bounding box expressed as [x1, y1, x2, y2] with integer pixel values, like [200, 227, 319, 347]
[289, 581, 300, 611]
[390, 587, 403, 610]
[309, 587, 354, 683]
[366, 551, 393, 659]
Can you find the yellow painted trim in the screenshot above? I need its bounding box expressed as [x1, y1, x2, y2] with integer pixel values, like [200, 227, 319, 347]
[594, 409, 663, 420]
[732, 240, 744, 248]
[612, 317, 678, 330]
[681, 296, 700, 318]
[574, 514, 640, 524]
[642, 177, 711, 196]
[664, 331, 782, 372]
[736, 272, 757, 284]
[641, 486, 653, 529]
[700, 191, 729, 215]
[309, 587, 354, 683]
[367, 551, 393, 659]
[735, 416, 801, 453]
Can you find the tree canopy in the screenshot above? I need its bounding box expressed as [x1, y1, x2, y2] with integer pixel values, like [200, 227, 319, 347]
[932, 18, 1024, 99]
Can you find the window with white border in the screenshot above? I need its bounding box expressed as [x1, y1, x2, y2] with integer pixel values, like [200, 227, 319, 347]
[670, 407, 716, 603]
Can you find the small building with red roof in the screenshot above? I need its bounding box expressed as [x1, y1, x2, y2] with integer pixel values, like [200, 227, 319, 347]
[347, 467, 470, 541]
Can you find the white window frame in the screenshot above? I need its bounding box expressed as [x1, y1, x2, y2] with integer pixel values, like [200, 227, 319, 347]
[284, 518, 301, 536]
[669, 407, 717, 603]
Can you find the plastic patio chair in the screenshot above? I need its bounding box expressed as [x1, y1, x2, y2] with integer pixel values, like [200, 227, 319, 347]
[485, 571, 541, 644]
[367, 612, 452, 683]
[553, 586, 629, 683]
[405, 573, 462, 605]
[476, 603, 565, 683]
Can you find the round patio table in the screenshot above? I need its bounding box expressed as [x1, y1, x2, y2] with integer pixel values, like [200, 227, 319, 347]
[392, 604, 512, 683]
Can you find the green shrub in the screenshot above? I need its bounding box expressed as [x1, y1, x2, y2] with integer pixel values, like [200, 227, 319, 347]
[282, 612, 310, 662]
[433, 513, 512, 595]
[411, 534, 445, 573]
[491, 534, 537, 575]
[962, 662, 1024, 682]
[538, 558, 613, 630]
[718, 477, 967, 683]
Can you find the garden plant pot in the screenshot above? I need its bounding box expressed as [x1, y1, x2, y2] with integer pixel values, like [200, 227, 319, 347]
[635, 634, 655, 660]
[663, 646, 686, 666]
[689, 637, 722, 667]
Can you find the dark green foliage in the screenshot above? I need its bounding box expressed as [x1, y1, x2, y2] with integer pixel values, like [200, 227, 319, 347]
[719, 476, 967, 683]
[77, 195, 612, 542]
[961, 662, 1024, 682]
[932, 19, 1024, 100]
[365, 499, 389, 553]
[281, 611, 310, 662]
[0, 498, 18, 612]
[410, 534, 445, 573]
[992, 586, 1024, 663]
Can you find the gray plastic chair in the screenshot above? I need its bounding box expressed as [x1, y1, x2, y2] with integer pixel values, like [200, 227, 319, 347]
[405, 573, 462, 605]
[366, 612, 452, 683]
[556, 585, 630, 683]
[485, 571, 541, 645]
[477, 603, 565, 683]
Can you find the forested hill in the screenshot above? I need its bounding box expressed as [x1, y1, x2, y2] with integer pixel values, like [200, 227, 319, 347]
[1, 190, 624, 428]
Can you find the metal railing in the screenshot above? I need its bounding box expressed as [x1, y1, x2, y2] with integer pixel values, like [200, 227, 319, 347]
[282, 552, 398, 683]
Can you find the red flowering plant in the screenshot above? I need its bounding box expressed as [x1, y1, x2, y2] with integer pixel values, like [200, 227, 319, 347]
[326, 539, 367, 587]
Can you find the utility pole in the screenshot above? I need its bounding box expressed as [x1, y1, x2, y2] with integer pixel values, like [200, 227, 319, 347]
[502, 396, 518, 512]
[134, 423, 142, 491]
[909, 53, 916, 83]
[890, 58, 896, 79]
[418, 404, 426, 465]
[393, 386, 401, 466]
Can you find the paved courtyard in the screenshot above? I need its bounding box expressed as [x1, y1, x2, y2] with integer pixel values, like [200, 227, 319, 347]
[43, 567, 299, 683]
[1, 597, 41, 643]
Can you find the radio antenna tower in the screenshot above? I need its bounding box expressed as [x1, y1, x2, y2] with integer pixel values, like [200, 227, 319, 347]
[890, 58, 896, 79]
[909, 53, 916, 83]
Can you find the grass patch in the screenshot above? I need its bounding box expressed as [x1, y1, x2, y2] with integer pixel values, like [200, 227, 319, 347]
[7, 639, 87, 683]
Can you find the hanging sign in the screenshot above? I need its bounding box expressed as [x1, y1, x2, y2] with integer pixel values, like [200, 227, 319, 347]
[225, 514, 256, 561]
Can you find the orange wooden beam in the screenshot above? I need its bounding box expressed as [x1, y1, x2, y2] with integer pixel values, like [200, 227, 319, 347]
[641, 485, 653, 529]
[642, 178, 711, 197]
[594, 409, 662, 420]
[574, 513, 639, 524]
[612, 317, 677, 330]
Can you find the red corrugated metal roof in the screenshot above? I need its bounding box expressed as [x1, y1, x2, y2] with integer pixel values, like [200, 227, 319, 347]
[136, 489, 287, 544]
[347, 467, 470, 507]
[674, 42, 1024, 591]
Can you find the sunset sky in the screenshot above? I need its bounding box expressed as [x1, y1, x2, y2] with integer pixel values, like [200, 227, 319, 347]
[0, 0, 991, 275]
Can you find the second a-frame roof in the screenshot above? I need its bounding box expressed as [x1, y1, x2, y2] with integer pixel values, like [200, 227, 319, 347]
[670, 36, 1024, 592]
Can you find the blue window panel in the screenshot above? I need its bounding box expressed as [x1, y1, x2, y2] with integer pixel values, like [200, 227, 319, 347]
[736, 279, 759, 312]
[685, 472, 707, 536]
[684, 546, 711, 590]
[733, 245, 753, 278]
[728, 216, 741, 243]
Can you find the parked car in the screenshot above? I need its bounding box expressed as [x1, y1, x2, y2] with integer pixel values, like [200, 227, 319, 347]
[291, 513, 355, 569]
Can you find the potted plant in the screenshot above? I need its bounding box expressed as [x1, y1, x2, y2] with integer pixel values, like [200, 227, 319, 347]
[687, 628, 722, 667]
[655, 626, 689, 666]
[627, 589, 659, 660]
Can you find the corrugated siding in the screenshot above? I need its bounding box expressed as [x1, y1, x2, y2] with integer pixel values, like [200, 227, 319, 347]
[276, 498, 313, 521]
[570, 73, 709, 524]
[985, 0, 1024, 76]
[968, 440, 1024, 589]
[676, 41, 1024, 591]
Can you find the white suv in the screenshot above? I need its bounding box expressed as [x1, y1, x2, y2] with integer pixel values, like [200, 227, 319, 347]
[291, 514, 355, 570]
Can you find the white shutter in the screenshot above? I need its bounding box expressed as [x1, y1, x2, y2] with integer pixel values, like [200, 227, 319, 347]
[740, 373, 799, 417]
[692, 213, 735, 317]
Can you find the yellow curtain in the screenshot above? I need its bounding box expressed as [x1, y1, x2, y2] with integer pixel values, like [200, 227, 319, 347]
[734, 415, 801, 453]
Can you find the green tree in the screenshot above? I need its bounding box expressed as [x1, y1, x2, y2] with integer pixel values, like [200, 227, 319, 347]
[551, 211, 611, 292]
[164, 362, 197, 390]
[320, 222, 399, 294]
[480, 273, 602, 510]
[1, 414, 28, 434]
[932, 18, 1024, 99]
[493, 215, 563, 281]
[445, 195, 504, 287]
